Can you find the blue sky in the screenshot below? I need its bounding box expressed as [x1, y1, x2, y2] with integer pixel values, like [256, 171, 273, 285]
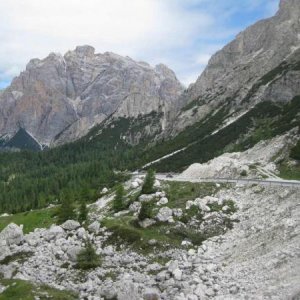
[0, 0, 279, 89]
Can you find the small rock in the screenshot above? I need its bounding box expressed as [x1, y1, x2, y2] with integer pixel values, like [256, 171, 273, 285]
[129, 202, 142, 213]
[88, 221, 101, 234]
[101, 187, 109, 194]
[156, 207, 173, 222]
[154, 180, 161, 188]
[139, 218, 156, 228]
[157, 197, 168, 206]
[188, 249, 196, 256]
[148, 239, 158, 246]
[77, 227, 87, 239]
[67, 246, 83, 262]
[205, 288, 215, 297]
[167, 260, 179, 273]
[173, 268, 182, 281]
[131, 181, 140, 189]
[173, 208, 183, 218]
[139, 194, 156, 202]
[143, 288, 161, 300]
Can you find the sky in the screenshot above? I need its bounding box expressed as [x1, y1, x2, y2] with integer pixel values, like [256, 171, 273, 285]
[0, 0, 280, 89]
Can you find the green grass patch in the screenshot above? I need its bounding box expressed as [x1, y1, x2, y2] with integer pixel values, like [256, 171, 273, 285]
[279, 164, 300, 180]
[102, 216, 181, 253]
[0, 252, 33, 265]
[0, 207, 57, 233]
[164, 181, 222, 209]
[0, 279, 78, 300]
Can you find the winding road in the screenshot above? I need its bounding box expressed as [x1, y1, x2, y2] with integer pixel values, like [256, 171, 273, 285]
[154, 174, 300, 188]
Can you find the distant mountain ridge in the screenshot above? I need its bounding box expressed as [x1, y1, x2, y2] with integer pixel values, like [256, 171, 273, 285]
[0, 46, 184, 148]
[0, 0, 299, 154]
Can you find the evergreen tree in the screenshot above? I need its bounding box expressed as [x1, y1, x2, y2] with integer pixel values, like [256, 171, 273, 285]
[78, 201, 88, 224]
[76, 240, 101, 270]
[112, 184, 125, 212]
[57, 192, 75, 224]
[138, 201, 153, 221]
[141, 169, 156, 194]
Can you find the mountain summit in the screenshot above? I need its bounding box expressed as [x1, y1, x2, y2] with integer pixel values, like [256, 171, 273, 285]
[0, 46, 183, 146]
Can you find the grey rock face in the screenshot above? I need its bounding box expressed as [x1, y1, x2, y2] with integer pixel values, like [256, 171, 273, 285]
[0, 46, 184, 146]
[172, 0, 300, 133]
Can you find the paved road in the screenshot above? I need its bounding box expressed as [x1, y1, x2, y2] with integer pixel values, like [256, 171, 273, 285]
[154, 174, 300, 188]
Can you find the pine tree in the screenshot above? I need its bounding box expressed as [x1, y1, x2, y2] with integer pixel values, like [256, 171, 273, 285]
[78, 201, 88, 224]
[57, 192, 75, 224]
[141, 169, 156, 194]
[138, 201, 153, 221]
[112, 184, 125, 212]
[76, 240, 101, 270]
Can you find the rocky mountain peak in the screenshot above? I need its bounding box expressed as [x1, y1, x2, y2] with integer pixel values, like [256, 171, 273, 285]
[74, 45, 95, 57]
[0, 46, 184, 147]
[278, 0, 300, 18]
[155, 64, 178, 81]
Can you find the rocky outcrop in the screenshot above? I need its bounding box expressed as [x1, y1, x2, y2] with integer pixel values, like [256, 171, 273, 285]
[0, 46, 184, 146]
[172, 0, 300, 133]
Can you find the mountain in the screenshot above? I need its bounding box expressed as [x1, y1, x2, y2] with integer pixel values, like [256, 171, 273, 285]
[171, 0, 300, 133]
[0, 46, 184, 148]
[136, 0, 300, 171]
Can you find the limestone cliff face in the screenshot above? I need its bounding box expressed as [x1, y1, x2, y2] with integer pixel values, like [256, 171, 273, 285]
[0, 46, 184, 145]
[173, 0, 300, 133]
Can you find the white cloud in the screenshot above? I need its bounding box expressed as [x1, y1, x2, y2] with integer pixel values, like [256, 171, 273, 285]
[0, 0, 280, 87]
[196, 54, 212, 65]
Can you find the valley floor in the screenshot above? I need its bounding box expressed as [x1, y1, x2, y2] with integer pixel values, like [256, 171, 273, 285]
[0, 176, 299, 300]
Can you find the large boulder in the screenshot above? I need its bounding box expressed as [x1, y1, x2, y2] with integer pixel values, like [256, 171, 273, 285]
[61, 220, 80, 231]
[0, 223, 24, 246]
[44, 225, 65, 241]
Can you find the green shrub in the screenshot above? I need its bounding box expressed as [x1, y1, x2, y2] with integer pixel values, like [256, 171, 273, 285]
[112, 184, 125, 212]
[240, 170, 247, 177]
[78, 201, 88, 224]
[290, 140, 300, 160]
[141, 169, 156, 194]
[76, 240, 101, 270]
[138, 202, 154, 221]
[57, 193, 75, 224]
[110, 224, 142, 244]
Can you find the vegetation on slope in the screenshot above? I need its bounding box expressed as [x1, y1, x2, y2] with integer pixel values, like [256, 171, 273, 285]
[0, 207, 57, 233]
[149, 97, 300, 171]
[0, 113, 161, 214]
[0, 94, 299, 214]
[0, 279, 78, 300]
